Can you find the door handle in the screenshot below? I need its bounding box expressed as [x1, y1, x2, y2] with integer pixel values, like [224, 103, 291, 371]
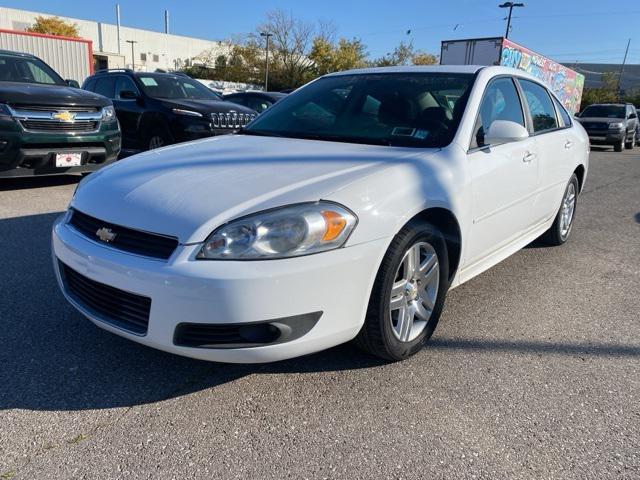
[523, 151, 536, 163]
[565, 140, 574, 149]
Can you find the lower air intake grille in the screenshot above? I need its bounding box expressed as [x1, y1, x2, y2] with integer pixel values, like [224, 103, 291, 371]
[59, 261, 151, 335]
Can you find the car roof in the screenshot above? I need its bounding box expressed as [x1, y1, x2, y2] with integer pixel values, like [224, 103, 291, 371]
[0, 49, 36, 58]
[324, 65, 485, 77]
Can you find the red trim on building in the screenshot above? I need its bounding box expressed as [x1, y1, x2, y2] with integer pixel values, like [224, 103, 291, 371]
[0, 28, 92, 45]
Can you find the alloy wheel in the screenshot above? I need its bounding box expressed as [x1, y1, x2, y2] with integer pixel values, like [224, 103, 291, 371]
[560, 182, 576, 238]
[389, 242, 439, 342]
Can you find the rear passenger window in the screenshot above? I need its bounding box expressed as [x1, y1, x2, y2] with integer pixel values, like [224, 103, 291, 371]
[553, 97, 572, 128]
[473, 77, 524, 148]
[519, 80, 558, 133]
[94, 77, 116, 99]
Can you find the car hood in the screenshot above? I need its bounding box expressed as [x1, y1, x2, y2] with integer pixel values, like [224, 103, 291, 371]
[0, 82, 109, 107]
[163, 99, 256, 115]
[577, 116, 625, 124]
[72, 134, 432, 244]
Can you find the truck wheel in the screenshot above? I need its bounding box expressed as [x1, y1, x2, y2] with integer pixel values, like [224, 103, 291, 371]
[354, 220, 449, 361]
[625, 133, 635, 150]
[614, 139, 624, 152]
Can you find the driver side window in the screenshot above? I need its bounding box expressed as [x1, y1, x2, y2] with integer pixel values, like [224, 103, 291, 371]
[472, 77, 525, 148]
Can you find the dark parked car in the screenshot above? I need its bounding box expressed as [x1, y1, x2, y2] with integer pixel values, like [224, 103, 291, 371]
[576, 103, 637, 151]
[82, 70, 257, 154]
[223, 91, 287, 114]
[0, 50, 120, 178]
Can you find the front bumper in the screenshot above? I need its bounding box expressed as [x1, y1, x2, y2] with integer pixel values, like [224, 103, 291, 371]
[585, 130, 625, 145]
[52, 215, 386, 363]
[0, 123, 121, 177]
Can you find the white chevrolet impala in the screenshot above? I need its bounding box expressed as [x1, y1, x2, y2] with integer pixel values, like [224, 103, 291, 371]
[52, 66, 589, 363]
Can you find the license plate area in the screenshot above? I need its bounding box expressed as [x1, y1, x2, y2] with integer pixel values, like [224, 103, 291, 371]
[55, 153, 83, 167]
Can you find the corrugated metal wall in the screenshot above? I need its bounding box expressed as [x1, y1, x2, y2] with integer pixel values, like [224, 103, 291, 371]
[0, 31, 91, 82]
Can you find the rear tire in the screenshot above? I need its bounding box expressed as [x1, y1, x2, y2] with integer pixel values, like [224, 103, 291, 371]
[355, 220, 449, 361]
[541, 174, 579, 246]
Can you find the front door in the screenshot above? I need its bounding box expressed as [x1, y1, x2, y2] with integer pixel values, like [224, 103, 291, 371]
[465, 76, 539, 267]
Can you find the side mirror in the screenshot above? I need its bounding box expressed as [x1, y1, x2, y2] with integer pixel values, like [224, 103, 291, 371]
[629, 113, 637, 119]
[119, 90, 139, 100]
[484, 120, 529, 146]
[65, 79, 80, 88]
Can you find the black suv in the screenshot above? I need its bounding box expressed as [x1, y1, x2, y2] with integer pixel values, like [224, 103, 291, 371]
[82, 70, 257, 154]
[577, 103, 638, 152]
[0, 50, 121, 178]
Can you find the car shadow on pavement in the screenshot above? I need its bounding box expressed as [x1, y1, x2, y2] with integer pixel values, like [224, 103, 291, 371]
[634, 212, 640, 224]
[3, 211, 640, 412]
[0, 174, 81, 192]
[0, 211, 389, 412]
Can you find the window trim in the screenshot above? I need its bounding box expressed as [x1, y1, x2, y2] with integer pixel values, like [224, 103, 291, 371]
[551, 95, 572, 129]
[515, 77, 564, 136]
[468, 74, 529, 153]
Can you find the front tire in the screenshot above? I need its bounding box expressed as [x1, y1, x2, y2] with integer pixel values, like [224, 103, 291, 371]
[145, 124, 172, 151]
[625, 132, 635, 150]
[355, 220, 449, 361]
[541, 174, 579, 246]
[614, 138, 624, 152]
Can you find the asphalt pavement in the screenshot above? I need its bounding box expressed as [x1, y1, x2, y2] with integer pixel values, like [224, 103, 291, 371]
[1, 146, 639, 479]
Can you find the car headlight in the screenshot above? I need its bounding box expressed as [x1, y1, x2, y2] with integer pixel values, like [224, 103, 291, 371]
[101, 105, 117, 122]
[0, 103, 14, 121]
[609, 122, 624, 129]
[172, 108, 203, 117]
[197, 202, 358, 260]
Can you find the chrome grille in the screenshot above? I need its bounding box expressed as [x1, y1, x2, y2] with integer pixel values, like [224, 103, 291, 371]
[210, 112, 256, 129]
[21, 120, 99, 132]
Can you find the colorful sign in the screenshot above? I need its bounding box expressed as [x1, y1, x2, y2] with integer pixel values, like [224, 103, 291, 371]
[500, 39, 584, 114]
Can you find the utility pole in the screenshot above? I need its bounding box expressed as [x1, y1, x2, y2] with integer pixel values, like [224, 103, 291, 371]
[260, 32, 273, 91]
[164, 10, 169, 34]
[617, 38, 631, 98]
[115, 4, 121, 55]
[499, 2, 525, 38]
[126, 40, 138, 70]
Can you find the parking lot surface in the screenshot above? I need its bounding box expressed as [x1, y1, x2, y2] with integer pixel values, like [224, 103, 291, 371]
[1, 147, 639, 479]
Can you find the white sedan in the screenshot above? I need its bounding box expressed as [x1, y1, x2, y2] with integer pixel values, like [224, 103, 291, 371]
[52, 65, 589, 363]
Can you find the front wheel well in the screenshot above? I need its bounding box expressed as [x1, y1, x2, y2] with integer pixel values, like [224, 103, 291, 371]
[407, 208, 461, 283]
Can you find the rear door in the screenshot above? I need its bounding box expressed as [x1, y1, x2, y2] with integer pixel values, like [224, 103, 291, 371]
[466, 76, 539, 266]
[517, 79, 570, 225]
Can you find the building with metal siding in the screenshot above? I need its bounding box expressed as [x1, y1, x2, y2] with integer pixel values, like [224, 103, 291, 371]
[0, 7, 230, 77]
[0, 29, 92, 82]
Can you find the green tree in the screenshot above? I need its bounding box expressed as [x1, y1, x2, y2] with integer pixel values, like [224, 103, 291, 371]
[371, 40, 437, 67]
[26, 16, 79, 37]
[309, 37, 368, 76]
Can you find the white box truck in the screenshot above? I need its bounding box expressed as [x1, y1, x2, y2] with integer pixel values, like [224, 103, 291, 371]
[440, 37, 584, 114]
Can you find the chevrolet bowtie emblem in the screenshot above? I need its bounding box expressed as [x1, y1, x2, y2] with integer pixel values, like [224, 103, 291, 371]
[96, 227, 117, 243]
[52, 111, 75, 122]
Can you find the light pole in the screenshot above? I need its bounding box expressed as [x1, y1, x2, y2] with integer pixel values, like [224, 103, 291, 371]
[498, 2, 524, 38]
[126, 40, 138, 70]
[260, 32, 273, 91]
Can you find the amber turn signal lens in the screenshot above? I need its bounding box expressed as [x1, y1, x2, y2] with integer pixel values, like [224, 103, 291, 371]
[321, 210, 347, 241]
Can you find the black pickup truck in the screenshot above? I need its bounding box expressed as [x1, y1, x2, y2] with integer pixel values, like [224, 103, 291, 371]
[0, 50, 121, 178]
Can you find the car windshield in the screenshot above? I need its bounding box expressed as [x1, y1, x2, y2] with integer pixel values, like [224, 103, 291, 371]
[0, 54, 65, 85]
[243, 72, 475, 147]
[136, 75, 222, 100]
[581, 105, 625, 118]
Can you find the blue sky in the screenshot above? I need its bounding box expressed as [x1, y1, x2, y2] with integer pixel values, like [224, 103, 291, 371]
[4, 0, 640, 64]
